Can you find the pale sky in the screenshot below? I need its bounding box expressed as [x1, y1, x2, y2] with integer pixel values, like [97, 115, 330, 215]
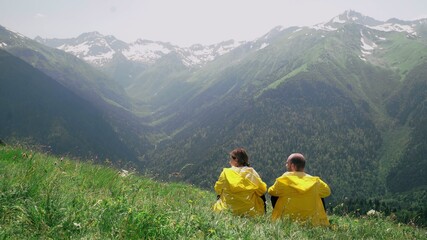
[1, 0, 426, 47]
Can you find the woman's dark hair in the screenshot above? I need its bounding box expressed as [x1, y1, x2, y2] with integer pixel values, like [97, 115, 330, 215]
[230, 148, 250, 167]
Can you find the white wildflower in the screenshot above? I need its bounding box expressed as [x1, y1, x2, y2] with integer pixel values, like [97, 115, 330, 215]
[367, 209, 380, 216]
[119, 169, 129, 177]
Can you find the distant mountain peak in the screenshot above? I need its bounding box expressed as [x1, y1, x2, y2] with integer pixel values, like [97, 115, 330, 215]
[308, 9, 421, 37]
[341, 10, 366, 21]
[329, 10, 382, 26]
[77, 31, 104, 40]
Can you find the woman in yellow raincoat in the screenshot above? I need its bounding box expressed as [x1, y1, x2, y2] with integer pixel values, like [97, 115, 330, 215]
[268, 153, 331, 226]
[213, 148, 267, 217]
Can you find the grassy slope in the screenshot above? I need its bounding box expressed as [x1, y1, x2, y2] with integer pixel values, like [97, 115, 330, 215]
[0, 145, 425, 239]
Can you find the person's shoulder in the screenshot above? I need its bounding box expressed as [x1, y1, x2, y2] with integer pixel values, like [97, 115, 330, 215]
[246, 167, 261, 177]
[274, 172, 290, 180]
[282, 172, 295, 177]
[304, 174, 329, 183]
[304, 172, 322, 179]
[276, 171, 307, 179]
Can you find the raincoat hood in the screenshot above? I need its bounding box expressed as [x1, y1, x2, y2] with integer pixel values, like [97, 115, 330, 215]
[221, 168, 262, 192]
[275, 172, 319, 194]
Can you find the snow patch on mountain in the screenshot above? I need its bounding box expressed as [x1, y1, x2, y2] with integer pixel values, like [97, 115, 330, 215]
[217, 41, 242, 55]
[14, 32, 26, 39]
[182, 47, 215, 65]
[259, 43, 269, 50]
[310, 23, 338, 31]
[84, 50, 115, 65]
[51, 34, 243, 67]
[58, 37, 116, 65]
[310, 10, 417, 38]
[178, 41, 242, 67]
[287, 28, 303, 39]
[0, 42, 7, 48]
[366, 23, 416, 36]
[293, 28, 303, 33]
[359, 31, 378, 61]
[361, 37, 377, 52]
[123, 40, 171, 63]
[332, 16, 346, 24]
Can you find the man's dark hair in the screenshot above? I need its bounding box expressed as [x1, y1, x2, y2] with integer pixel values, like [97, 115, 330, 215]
[289, 154, 305, 171]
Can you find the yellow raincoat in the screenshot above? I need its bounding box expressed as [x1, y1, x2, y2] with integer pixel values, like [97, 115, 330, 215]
[268, 172, 331, 226]
[213, 167, 267, 216]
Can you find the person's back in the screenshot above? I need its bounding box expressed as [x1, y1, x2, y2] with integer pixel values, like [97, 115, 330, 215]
[214, 166, 266, 216]
[213, 148, 267, 217]
[268, 153, 331, 226]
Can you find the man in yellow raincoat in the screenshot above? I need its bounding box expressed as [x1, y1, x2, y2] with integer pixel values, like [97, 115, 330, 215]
[268, 153, 331, 226]
[213, 148, 267, 217]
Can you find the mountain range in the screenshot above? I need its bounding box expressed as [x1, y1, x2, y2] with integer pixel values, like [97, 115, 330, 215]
[36, 33, 242, 67]
[1, 10, 426, 214]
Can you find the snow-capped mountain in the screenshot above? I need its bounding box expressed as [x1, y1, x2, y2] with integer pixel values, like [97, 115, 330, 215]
[313, 10, 423, 62]
[32, 10, 426, 79]
[308, 10, 420, 36]
[264, 10, 426, 63]
[35, 33, 244, 67]
[231, 10, 426, 61]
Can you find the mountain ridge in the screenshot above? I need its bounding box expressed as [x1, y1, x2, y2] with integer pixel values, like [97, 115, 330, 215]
[32, 10, 425, 69]
[35, 32, 244, 68]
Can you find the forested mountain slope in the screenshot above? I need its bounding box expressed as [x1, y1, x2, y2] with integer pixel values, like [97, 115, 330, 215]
[385, 62, 427, 193]
[0, 25, 154, 163]
[0, 49, 137, 163]
[0, 26, 129, 109]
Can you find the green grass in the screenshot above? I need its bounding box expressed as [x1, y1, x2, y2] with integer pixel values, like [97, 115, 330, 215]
[1, 145, 425, 239]
[374, 33, 427, 80]
[255, 63, 308, 99]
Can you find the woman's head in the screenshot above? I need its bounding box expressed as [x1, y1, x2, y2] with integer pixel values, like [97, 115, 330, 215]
[229, 148, 250, 167]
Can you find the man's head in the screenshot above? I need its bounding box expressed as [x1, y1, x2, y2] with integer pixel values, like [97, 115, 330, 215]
[286, 153, 305, 172]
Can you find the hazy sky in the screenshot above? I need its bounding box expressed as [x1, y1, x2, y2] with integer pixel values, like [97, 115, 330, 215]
[1, 0, 426, 47]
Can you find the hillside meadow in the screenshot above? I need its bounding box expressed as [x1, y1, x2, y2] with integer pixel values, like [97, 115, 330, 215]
[0, 145, 425, 239]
